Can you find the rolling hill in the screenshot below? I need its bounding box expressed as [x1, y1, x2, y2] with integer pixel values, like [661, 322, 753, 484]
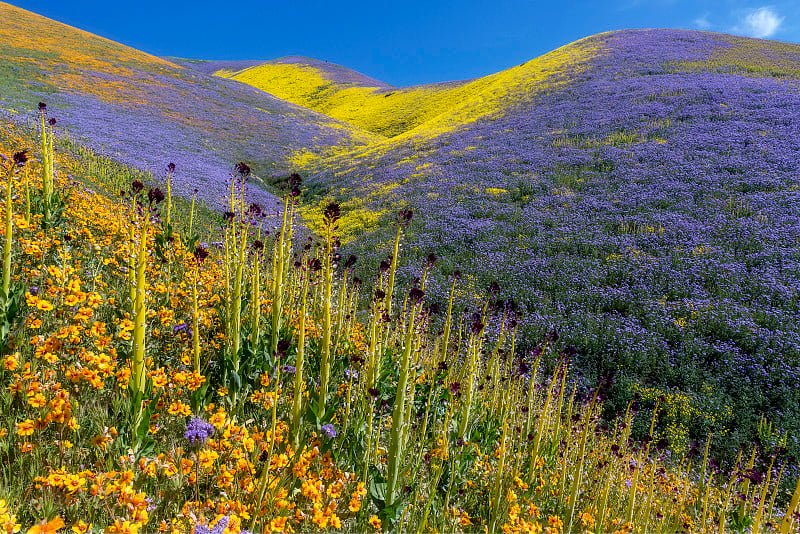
[2, 0, 800, 459]
[0, 1, 377, 211]
[223, 29, 800, 456]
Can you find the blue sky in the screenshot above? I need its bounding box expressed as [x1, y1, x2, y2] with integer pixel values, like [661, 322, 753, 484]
[11, 0, 800, 86]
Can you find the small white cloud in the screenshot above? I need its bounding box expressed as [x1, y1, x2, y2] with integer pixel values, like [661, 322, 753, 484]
[734, 7, 784, 38]
[694, 13, 712, 30]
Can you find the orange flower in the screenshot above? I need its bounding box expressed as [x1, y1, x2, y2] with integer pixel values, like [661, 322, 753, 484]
[167, 401, 191, 417]
[26, 517, 64, 534]
[15, 419, 34, 436]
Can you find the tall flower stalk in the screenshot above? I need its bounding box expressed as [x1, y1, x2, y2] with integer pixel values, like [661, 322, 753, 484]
[317, 201, 340, 418]
[385, 284, 424, 509]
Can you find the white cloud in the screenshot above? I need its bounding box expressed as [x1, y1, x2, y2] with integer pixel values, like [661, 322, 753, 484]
[693, 13, 712, 30]
[733, 7, 784, 38]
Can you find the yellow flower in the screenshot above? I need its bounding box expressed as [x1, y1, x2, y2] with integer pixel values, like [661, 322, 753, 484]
[368, 515, 382, 530]
[71, 520, 91, 534]
[36, 300, 53, 311]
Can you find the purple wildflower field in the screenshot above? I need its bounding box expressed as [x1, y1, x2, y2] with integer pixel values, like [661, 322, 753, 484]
[297, 30, 800, 455]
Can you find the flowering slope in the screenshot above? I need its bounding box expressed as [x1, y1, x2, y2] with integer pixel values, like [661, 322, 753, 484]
[286, 29, 800, 459]
[220, 40, 597, 139]
[0, 2, 376, 210]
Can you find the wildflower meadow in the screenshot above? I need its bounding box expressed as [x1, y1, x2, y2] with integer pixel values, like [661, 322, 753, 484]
[1, 2, 800, 533]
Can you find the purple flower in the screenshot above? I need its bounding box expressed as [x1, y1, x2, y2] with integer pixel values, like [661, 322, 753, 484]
[185, 417, 215, 446]
[321, 424, 337, 438]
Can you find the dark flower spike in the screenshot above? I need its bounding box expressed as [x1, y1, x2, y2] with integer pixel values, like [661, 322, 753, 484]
[235, 161, 251, 177]
[48, 118, 57, 126]
[38, 102, 46, 111]
[167, 162, 176, 173]
[323, 202, 341, 223]
[193, 246, 209, 263]
[247, 202, 262, 216]
[252, 240, 264, 251]
[398, 208, 413, 227]
[223, 210, 235, 221]
[409, 287, 425, 304]
[426, 253, 437, 267]
[148, 187, 165, 204]
[289, 172, 303, 187]
[131, 180, 144, 194]
[12, 150, 28, 168]
[344, 254, 357, 269]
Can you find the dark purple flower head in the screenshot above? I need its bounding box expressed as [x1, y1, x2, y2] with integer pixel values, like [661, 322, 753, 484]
[289, 172, 303, 187]
[398, 208, 413, 227]
[131, 180, 144, 194]
[374, 288, 386, 301]
[148, 187, 165, 204]
[471, 313, 484, 335]
[223, 210, 235, 221]
[252, 239, 264, 251]
[38, 102, 46, 112]
[193, 246, 209, 263]
[48, 118, 56, 126]
[379, 260, 391, 273]
[12, 150, 28, 168]
[344, 254, 357, 269]
[352, 276, 362, 287]
[409, 287, 425, 304]
[167, 162, 176, 173]
[276, 339, 291, 356]
[185, 417, 215, 446]
[235, 161, 251, 177]
[308, 258, 322, 272]
[426, 253, 437, 267]
[323, 202, 341, 223]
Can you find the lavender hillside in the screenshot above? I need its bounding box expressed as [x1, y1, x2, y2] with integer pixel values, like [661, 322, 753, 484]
[0, 2, 377, 210]
[286, 30, 800, 458]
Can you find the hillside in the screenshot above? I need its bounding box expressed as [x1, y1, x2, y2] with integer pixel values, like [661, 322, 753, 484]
[218, 42, 596, 138]
[0, 2, 378, 210]
[274, 29, 800, 459]
[1, 1, 799, 465]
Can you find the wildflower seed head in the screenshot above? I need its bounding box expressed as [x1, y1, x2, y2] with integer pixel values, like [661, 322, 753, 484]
[148, 187, 165, 204]
[398, 208, 413, 226]
[409, 287, 425, 304]
[323, 202, 341, 224]
[235, 161, 251, 177]
[12, 150, 28, 168]
[193, 246, 209, 263]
